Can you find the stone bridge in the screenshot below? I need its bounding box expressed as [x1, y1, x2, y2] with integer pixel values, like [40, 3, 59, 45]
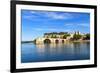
[35, 37, 69, 44]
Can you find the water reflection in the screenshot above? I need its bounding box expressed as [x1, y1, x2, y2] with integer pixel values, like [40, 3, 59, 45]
[21, 41, 90, 63]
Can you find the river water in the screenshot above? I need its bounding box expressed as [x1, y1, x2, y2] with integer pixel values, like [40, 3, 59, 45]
[21, 41, 90, 63]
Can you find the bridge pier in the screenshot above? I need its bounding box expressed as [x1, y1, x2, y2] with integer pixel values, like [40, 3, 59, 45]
[35, 38, 69, 44]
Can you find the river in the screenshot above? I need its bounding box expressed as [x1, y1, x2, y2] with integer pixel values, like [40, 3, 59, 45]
[21, 41, 90, 63]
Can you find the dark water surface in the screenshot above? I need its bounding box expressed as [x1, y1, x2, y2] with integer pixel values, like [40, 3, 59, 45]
[21, 42, 90, 63]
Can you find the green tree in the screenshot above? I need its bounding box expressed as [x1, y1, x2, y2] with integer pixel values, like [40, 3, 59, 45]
[53, 35, 57, 38]
[73, 33, 82, 40]
[51, 34, 57, 38]
[63, 34, 70, 39]
[33, 39, 36, 44]
[51, 34, 53, 38]
[83, 33, 90, 40]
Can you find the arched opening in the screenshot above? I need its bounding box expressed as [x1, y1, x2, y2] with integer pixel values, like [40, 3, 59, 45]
[44, 39, 51, 44]
[62, 40, 64, 43]
[55, 40, 59, 44]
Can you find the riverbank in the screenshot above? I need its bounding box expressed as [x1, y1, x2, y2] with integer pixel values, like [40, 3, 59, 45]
[21, 41, 34, 43]
[22, 40, 90, 44]
[70, 40, 90, 42]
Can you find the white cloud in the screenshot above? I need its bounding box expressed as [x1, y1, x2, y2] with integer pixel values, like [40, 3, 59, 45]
[65, 23, 89, 27]
[30, 11, 37, 14]
[78, 23, 89, 27]
[44, 12, 73, 20]
[33, 28, 57, 31]
[23, 15, 33, 19]
[23, 10, 73, 20]
[33, 28, 70, 32]
[65, 23, 74, 26]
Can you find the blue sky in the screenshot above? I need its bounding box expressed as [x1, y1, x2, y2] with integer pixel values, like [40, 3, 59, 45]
[21, 10, 90, 41]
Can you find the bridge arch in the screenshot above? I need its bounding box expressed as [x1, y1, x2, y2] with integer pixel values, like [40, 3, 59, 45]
[55, 39, 59, 44]
[44, 39, 51, 44]
[62, 40, 64, 43]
